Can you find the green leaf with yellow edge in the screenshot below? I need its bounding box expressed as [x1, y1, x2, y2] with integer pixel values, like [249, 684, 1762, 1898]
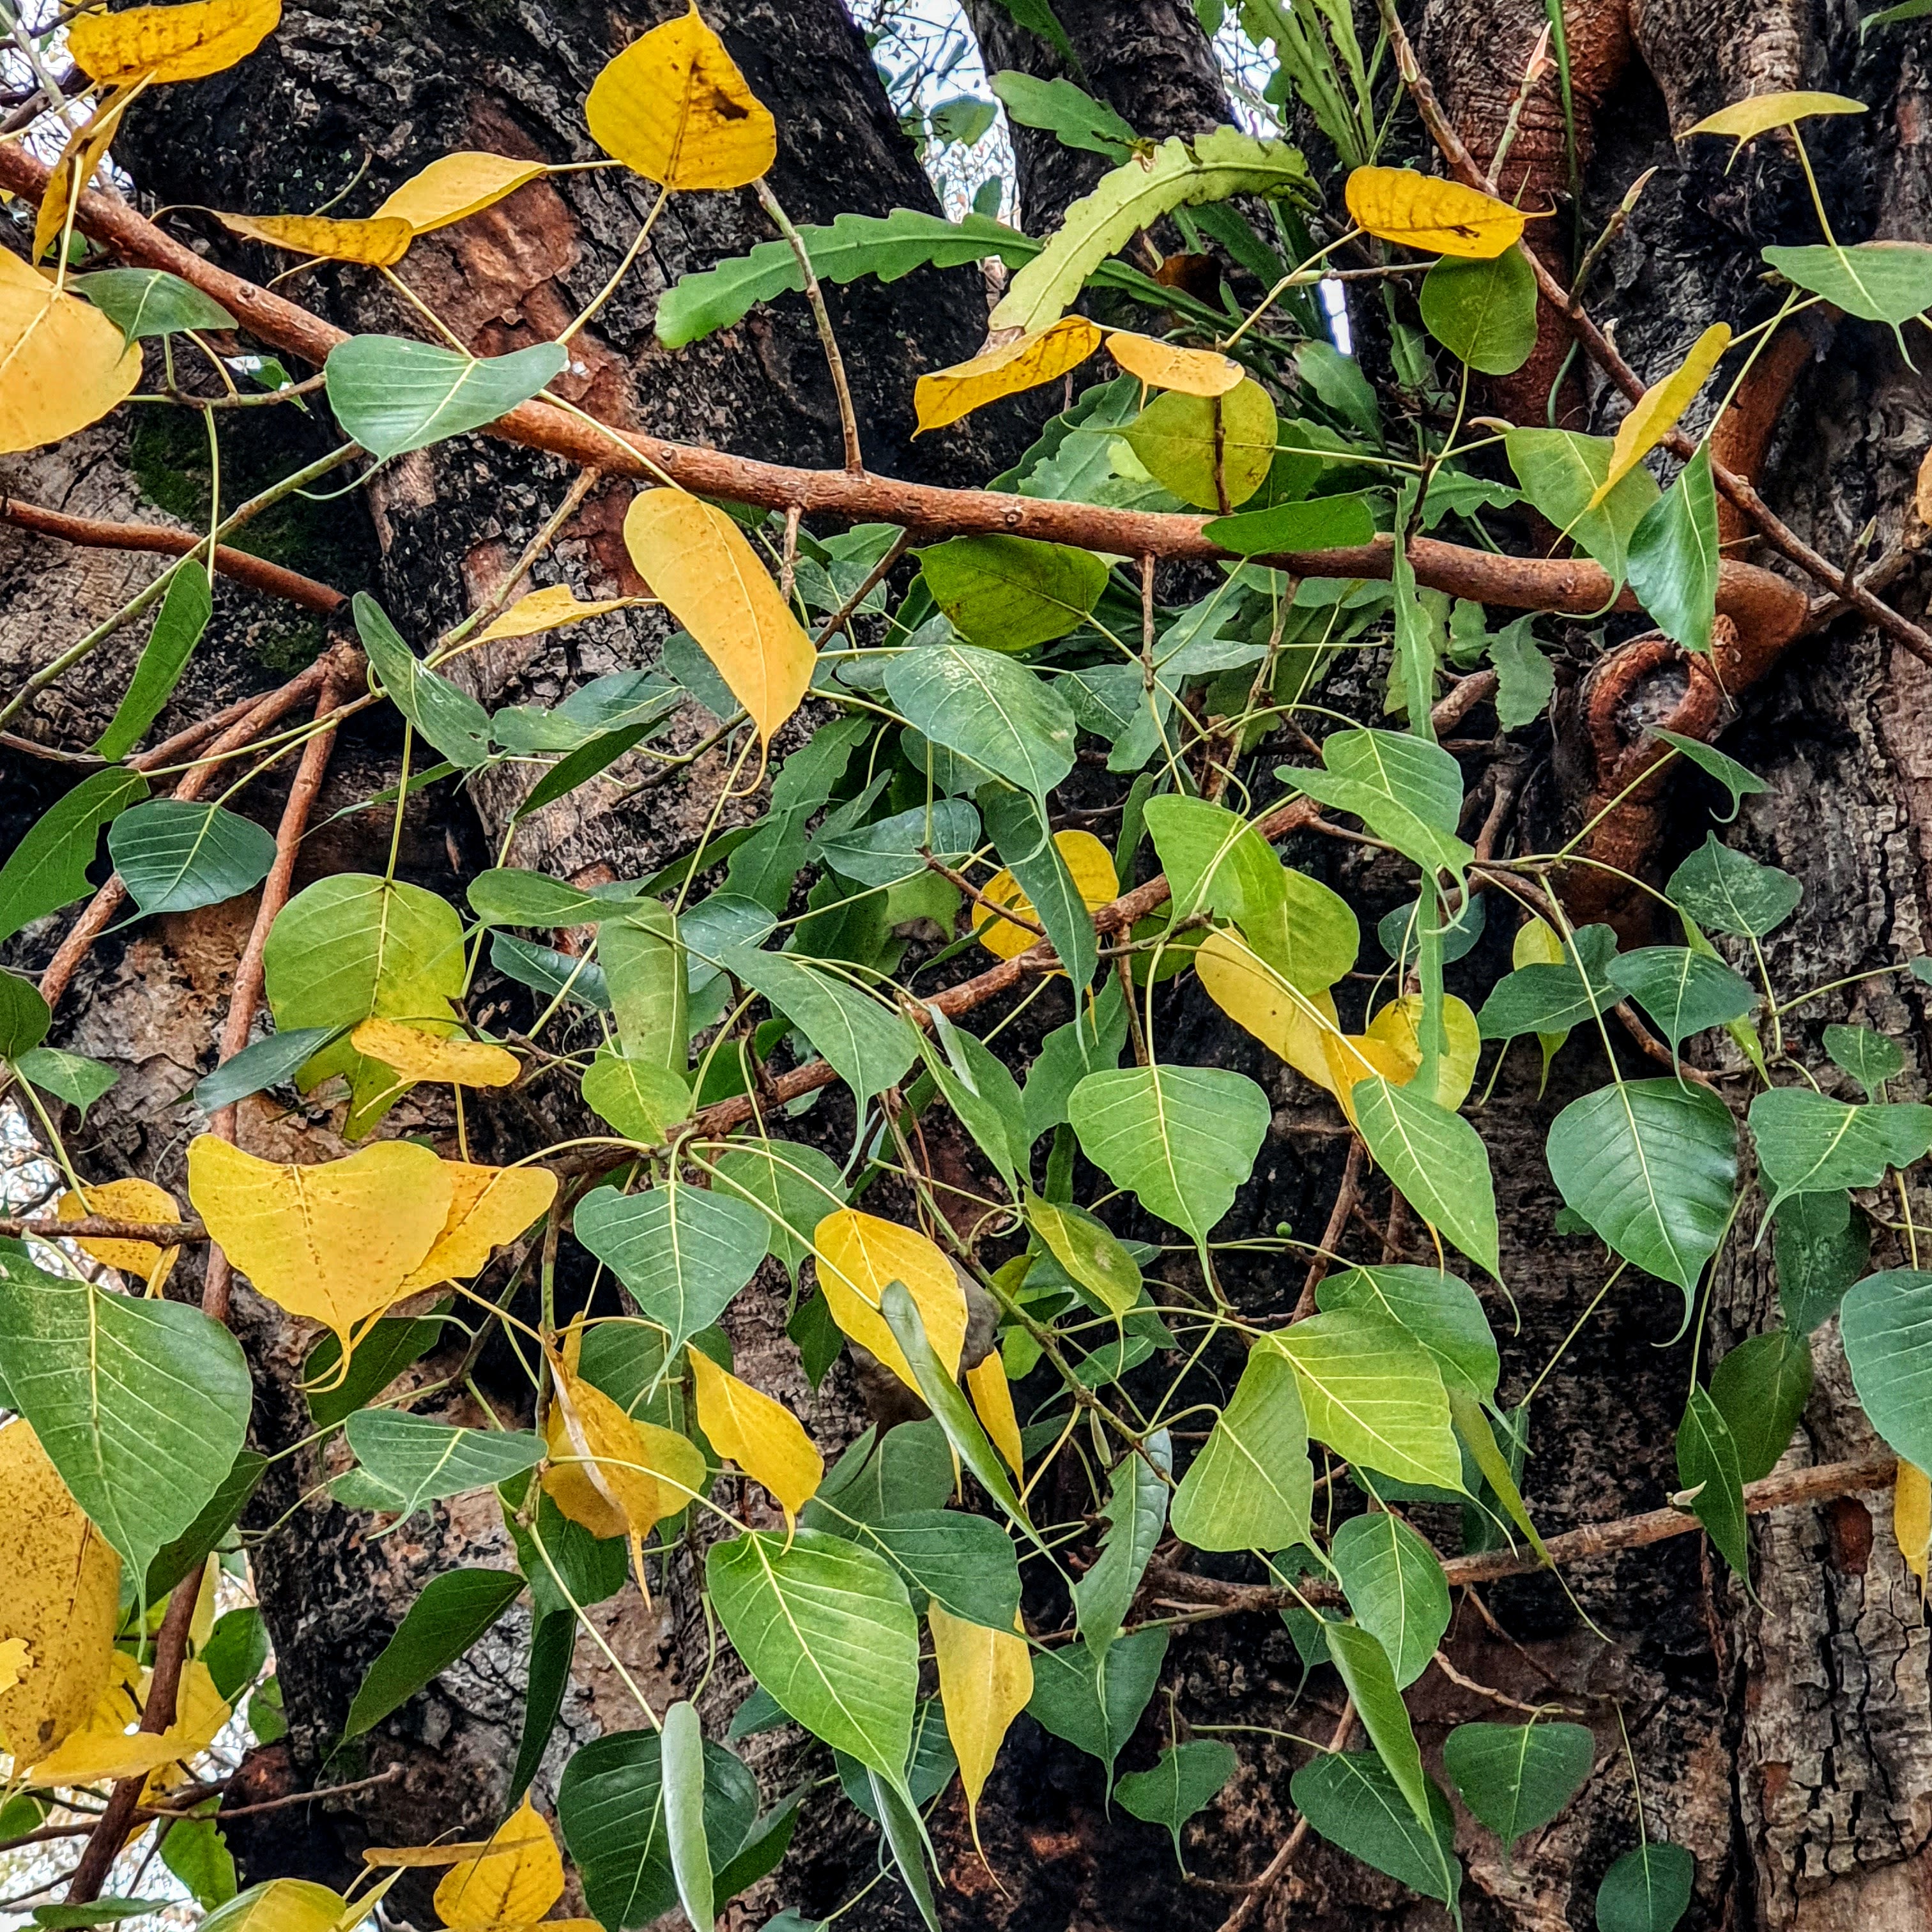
[1123, 380, 1278, 510]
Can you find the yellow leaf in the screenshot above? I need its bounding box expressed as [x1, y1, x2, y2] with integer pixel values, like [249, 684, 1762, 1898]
[913, 316, 1103, 434]
[1588, 323, 1731, 509]
[201, 1881, 361, 1932]
[544, 1362, 707, 1540]
[0, 1421, 119, 1769]
[972, 829, 1117, 963]
[1897, 1460, 1928, 1585]
[1344, 166, 1528, 259]
[688, 1346, 823, 1521]
[1513, 914, 1565, 969]
[585, 4, 776, 191]
[965, 1353, 1022, 1477]
[68, 0, 280, 84]
[213, 210, 413, 266]
[27, 1656, 227, 1786]
[470, 583, 650, 644]
[190, 1554, 220, 1651]
[1105, 329, 1243, 396]
[57, 1176, 181, 1293]
[813, 1209, 968, 1393]
[33, 101, 121, 270]
[621, 488, 813, 745]
[434, 1796, 564, 1932]
[0, 1639, 26, 1697]
[397, 1161, 558, 1292]
[372, 152, 551, 235]
[928, 1605, 1031, 1847]
[1682, 91, 1866, 146]
[350, 1018, 521, 1089]
[186, 1136, 452, 1355]
[0, 249, 142, 455]
[362, 1832, 550, 1869]
[1364, 993, 1482, 1111]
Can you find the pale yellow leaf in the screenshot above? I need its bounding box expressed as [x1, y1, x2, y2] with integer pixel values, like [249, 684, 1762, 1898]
[0, 249, 141, 454]
[1344, 166, 1528, 259]
[68, 0, 280, 84]
[913, 316, 1102, 433]
[433, 1796, 564, 1932]
[813, 1208, 968, 1393]
[57, 1175, 181, 1293]
[1105, 329, 1243, 396]
[544, 1361, 707, 1539]
[350, 1018, 521, 1088]
[372, 152, 551, 235]
[1682, 91, 1866, 145]
[1364, 993, 1482, 1111]
[929, 1605, 1031, 1846]
[0, 1421, 119, 1768]
[214, 210, 413, 266]
[1513, 914, 1565, 969]
[362, 1832, 549, 1869]
[965, 1353, 1022, 1477]
[199, 1880, 358, 1932]
[1897, 1460, 1928, 1585]
[396, 1161, 558, 1292]
[186, 1135, 452, 1354]
[0, 1638, 26, 1698]
[585, 4, 776, 190]
[27, 1656, 227, 1786]
[972, 828, 1117, 963]
[470, 583, 650, 643]
[1588, 323, 1731, 509]
[190, 1554, 220, 1651]
[33, 103, 119, 270]
[688, 1346, 822, 1521]
[621, 488, 813, 744]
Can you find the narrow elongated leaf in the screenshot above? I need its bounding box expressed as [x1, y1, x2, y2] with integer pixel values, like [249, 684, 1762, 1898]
[979, 787, 1100, 986]
[1675, 1384, 1750, 1575]
[1291, 1752, 1461, 1908]
[1629, 446, 1721, 654]
[661, 1701, 714, 1932]
[510, 1607, 574, 1805]
[1326, 1621, 1434, 1832]
[1441, 1721, 1594, 1853]
[193, 1025, 342, 1114]
[1073, 1432, 1170, 1655]
[1170, 1347, 1313, 1551]
[341, 1411, 543, 1515]
[1352, 1076, 1501, 1278]
[724, 947, 918, 1103]
[1331, 1512, 1450, 1690]
[0, 767, 148, 945]
[94, 560, 214, 760]
[574, 1180, 769, 1354]
[325, 336, 567, 461]
[343, 1567, 524, 1739]
[108, 799, 277, 916]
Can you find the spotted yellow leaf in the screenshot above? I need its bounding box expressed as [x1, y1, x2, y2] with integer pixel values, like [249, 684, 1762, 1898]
[1588, 323, 1731, 509]
[813, 1208, 968, 1393]
[214, 210, 413, 266]
[1344, 166, 1528, 259]
[622, 487, 813, 744]
[372, 152, 551, 235]
[186, 1135, 452, 1355]
[544, 1358, 707, 1539]
[972, 828, 1117, 963]
[350, 1018, 521, 1089]
[586, 4, 776, 191]
[27, 1655, 228, 1785]
[57, 1176, 181, 1293]
[1364, 993, 1482, 1111]
[434, 1796, 563, 1932]
[68, 0, 280, 84]
[965, 1352, 1023, 1476]
[1897, 1459, 1928, 1584]
[929, 1604, 1031, 1850]
[470, 583, 650, 643]
[1105, 329, 1244, 396]
[914, 316, 1101, 434]
[397, 1161, 558, 1292]
[0, 250, 142, 455]
[688, 1346, 822, 1522]
[1682, 92, 1866, 146]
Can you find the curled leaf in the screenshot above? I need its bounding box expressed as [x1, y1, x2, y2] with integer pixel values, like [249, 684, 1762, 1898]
[373, 152, 551, 234]
[813, 1209, 969, 1393]
[1105, 329, 1243, 395]
[1344, 166, 1528, 259]
[1588, 323, 1731, 509]
[972, 828, 1116, 962]
[0, 251, 142, 455]
[688, 1346, 823, 1522]
[1364, 993, 1481, 1112]
[349, 1017, 521, 1088]
[544, 1356, 707, 1539]
[68, 0, 280, 84]
[397, 1161, 558, 1292]
[56, 1177, 182, 1293]
[471, 583, 650, 643]
[214, 210, 413, 266]
[914, 316, 1101, 433]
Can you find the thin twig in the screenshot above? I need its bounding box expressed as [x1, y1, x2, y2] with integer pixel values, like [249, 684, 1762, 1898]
[755, 178, 864, 473]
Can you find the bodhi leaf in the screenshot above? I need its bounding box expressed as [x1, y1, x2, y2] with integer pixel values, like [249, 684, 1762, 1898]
[1025, 1625, 1168, 1779]
[1331, 1510, 1450, 1689]
[1116, 1740, 1238, 1862]
[1316, 1263, 1498, 1402]
[1596, 1844, 1695, 1932]
[74, 269, 236, 349]
[723, 946, 918, 1101]
[917, 535, 1107, 651]
[471, 583, 648, 643]
[574, 1180, 768, 1355]
[56, 1177, 181, 1292]
[1606, 946, 1754, 1062]
[928, 1605, 1031, 1847]
[1122, 380, 1277, 509]
[1202, 491, 1379, 556]
[689, 1347, 824, 1522]
[971, 813, 1112, 977]
[0, 765, 149, 946]
[326, 337, 565, 462]
[349, 1019, 519, 1092]
[1666, 834, 1802, 938]
[372, 152, 551, 233]
[343, 1568, 525, 1740]
[1418, 247, 1538, 374]
[1760, 242, 1932, 334]
[0, 252, 144, 455]
[1325, 1621, 1435, 1834]
[395, 1162, 556, 1292]
[1282, 727, 1473, 884]
[341, 1413, 544, 1517]
[813, 1209, 968, 1392]
[355, 594, 493, 769]
[217, 211, 411, 264]
[1683, 90, 1865, 143]
[1823, 1023, 1905, 1098]
[1345, 165, 1526, 257]
[883, 642, 1077, 800]
[1351, 1075, 1501, 1278]
[1749, 1089, 1932, 1211]
[1839, 1270, 1932, 1469]
[1708, 1329, 1813, 1483]
[1291, 1752, 1461, 1908]
[1675, 1383, 1750, 1575]
[1441, 1721, 1595, 1854]
[1505, 427, 1660, 589]
[1774, 1188, 1867, 1336]
[94, 560, 214, 761]
[544, 1354, 707, 1540]
[1628, 445, 1722, 654]
[1590, 325, 1731, 507]
[1363, 993, 1481, 1111]
[914, 317, 1102, 432]
[66, 0, 279, 84]
[1072, 1434, 1170, 1655]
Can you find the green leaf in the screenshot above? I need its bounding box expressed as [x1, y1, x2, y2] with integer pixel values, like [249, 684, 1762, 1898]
[1170, 1346, 1313, 1551]
[867, 1769, 940, 1932]
[1291, 1752, 1461, 1908]
[0, 972, 50, 1057]
[1351, 1078, 1501, 1278]
[1840, 1269, 1932, 1468]
[801, 1420, 954, 1532]
[980, 784, 1098, 986]
[1332, 1512, 1450, 1690]
[711, 1139, 847, 1287]
[1419, 248, 1538, 374]
[514, 719, 669, 820]
[1326, 1621, 1434, 1833]
[1282, 727, 1472, 882]
[1264, 1309, 1463, 1490]
[1066, 1063, 1271, 1247]
[816, 800, 981, 889]
[983, 0, 1077, 63]
[314, 1314, 448, 1434]
[1709, 1329, 1813, 1483]
[1116, 1740, 1238, 1861]
[1478, 924, 1620, 1040]
[74, 268, 235, 346]
[705, 1527, 919, 1791]
[917, 535, 1108, 652]
[922, 1017, 1031, 1190]
[1073, 1432, 1171, 1655]
[340, 1411, 543, 1515]
[883, 642, 1077, 801]
[1774, 1189, 1866, 1335]
[1022, 977, 1129, 1144]
[510, 1607, 573, 1806]
[1628, 446, 1721, 654]
[573, 1179, 769, 1355]
[33, 1901, 172, 1926]
[1485, 614, 1553, 730]
[1606, 946, 1754, 1062]
[723, 946, 919, 1103]
[1749, 1089, 1932, 1211]
[342, 1567, 524, 1739]
[661, 1701, 715, 1932]
[1315, 1263, 1499, 1402]
[142, 1446, 266, 1600]
[1675, 1383, 1750, 1575]
[581, 1048, 691, 1144]
[1202, 490, 1379, 556]
[356, 593, 493, 770]
[13, 1046, 117, 1118]
[1862, 0, 1932, 31]
[1026, 1193, 1140, 1315]
[1025, 1625, 1169, 1777]
[158, 1816, 237, 1912]
[1296, 338, 1380, 437]
[0, 767, 148, 945]
[107, 799, 276, 916]
[990, 129, 1314, 333]
[505, 1481, 629, 1618]
[990, 71, 1135, 157]
[1653, 730, 1765, 818]
[599, 900, 686, 1069]
[842, 1510, 1022, 1629]
[1823, 1022, 1905, 1099]
[1761, 241, 1932, 330]
[489, 932, 611, 1013]
[1595, 1843, 1694, 1932]
[1666, 834, 1801, 938]
[929, 95, 995, 146]
[193, 1025, 342, 1115]
[1504, 427, 1662, 589]
[93, 560, 213, 760]
[1545, 1078, 1737, 1310]
[324, 335, 567, 461]
[201, 1605, 270, 1702]
[0, 1244, 251, 1578]
[1441, 1721, 1594, 1854]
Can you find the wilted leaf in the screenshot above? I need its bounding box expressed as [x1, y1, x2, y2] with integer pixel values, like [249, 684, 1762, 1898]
[914, 317, 1101, 433]
[1123, 379, 1276, 509]
[928, 1605, 1031, 1846]
[397, 1161, 557, 1291]
[349, 1018, 520, 1089]
[215, 211, 412, 264]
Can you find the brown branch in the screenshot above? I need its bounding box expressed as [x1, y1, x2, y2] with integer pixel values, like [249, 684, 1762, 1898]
[1291, 1137, 1365, 1320]
[1215, 1702, 1357, 1931]
[0, 1213, 204, 1244]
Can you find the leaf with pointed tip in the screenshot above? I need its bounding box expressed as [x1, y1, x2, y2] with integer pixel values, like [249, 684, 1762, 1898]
[1325, 1621, 1434, 1833]
[1331, 1512, 1450, 1690]
[1291, 1752, 1461, 1909]
[108, 799, 277, 916]
[1595, 1843, 1694, 1932]
[1441, 1721, 1594, 1854]
[1025, 1625, 1168, 1777]
[343, 1568, 525, 1740]
[1073, 1432, 1170, 1655]
[573, 1181, 769, 1355]
[1774, 1190, 1866, 1336]
[1675, 1383, 1750, 1576]
[1708, 1330, 1813, 1483]
[1606, 947, 1754, 1062]
[0, 767, 149, 946]
[1666, 834, 1800, 939]
[1351, 1076, 1501, 1278]
[1116, 1740, 1238, 1860]
[723, 947, 919, 1104]
[341, 1412, 543, 1516]
[325, 336, 566, 462]
[1170, 1347, 1314, 1552]
[1749, 1089, 1932, 1212]
[883, 643, 1077, 801]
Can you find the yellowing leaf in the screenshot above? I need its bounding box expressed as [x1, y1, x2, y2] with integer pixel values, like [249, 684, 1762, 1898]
[0, 1421, 119, 1768]
[68, 0, 280, 84]
[470, 583, 650, 643]
[1588, 323, 1731, 509]
[1916, 445, 1932, 530]
[362, 1832, 550, 1869]
[0, 249, 142, 454]
[1513, 914, 1565, 969]
[27, 1656, 229, 1785]
[972, 828, 1117, 963]
[197, 1881, 360, 1932]
[433, 1796, 564, 1931]
[1365, 993, 1482, 1111]
[57, 1176, 181, 1292]
[397, 1162, 558, 1292]
[965, 1353, 1023, 1476]
[350, 1017, 521, 1088]
[0, 1639, 26, 1697]
[1105, 329, 1244, 396]
[1897, 1460, 1928, 1584]
[1682, 91, 1866, 146]
[544, 1361, 707, 1540]
[929, 1605, 1031, 1848]
[372, 152, 551, 234]
[913, 316, 1102, 434]
[186, 1136, 452, 1354]
[214, 210, 413, 266]
[688, 1346, 823, 1522]
[621, 488, 813, 744]
[585, 4, 776, 190]
[1344, 166, 1528, 259]
[813, 1209, 969, 1392]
